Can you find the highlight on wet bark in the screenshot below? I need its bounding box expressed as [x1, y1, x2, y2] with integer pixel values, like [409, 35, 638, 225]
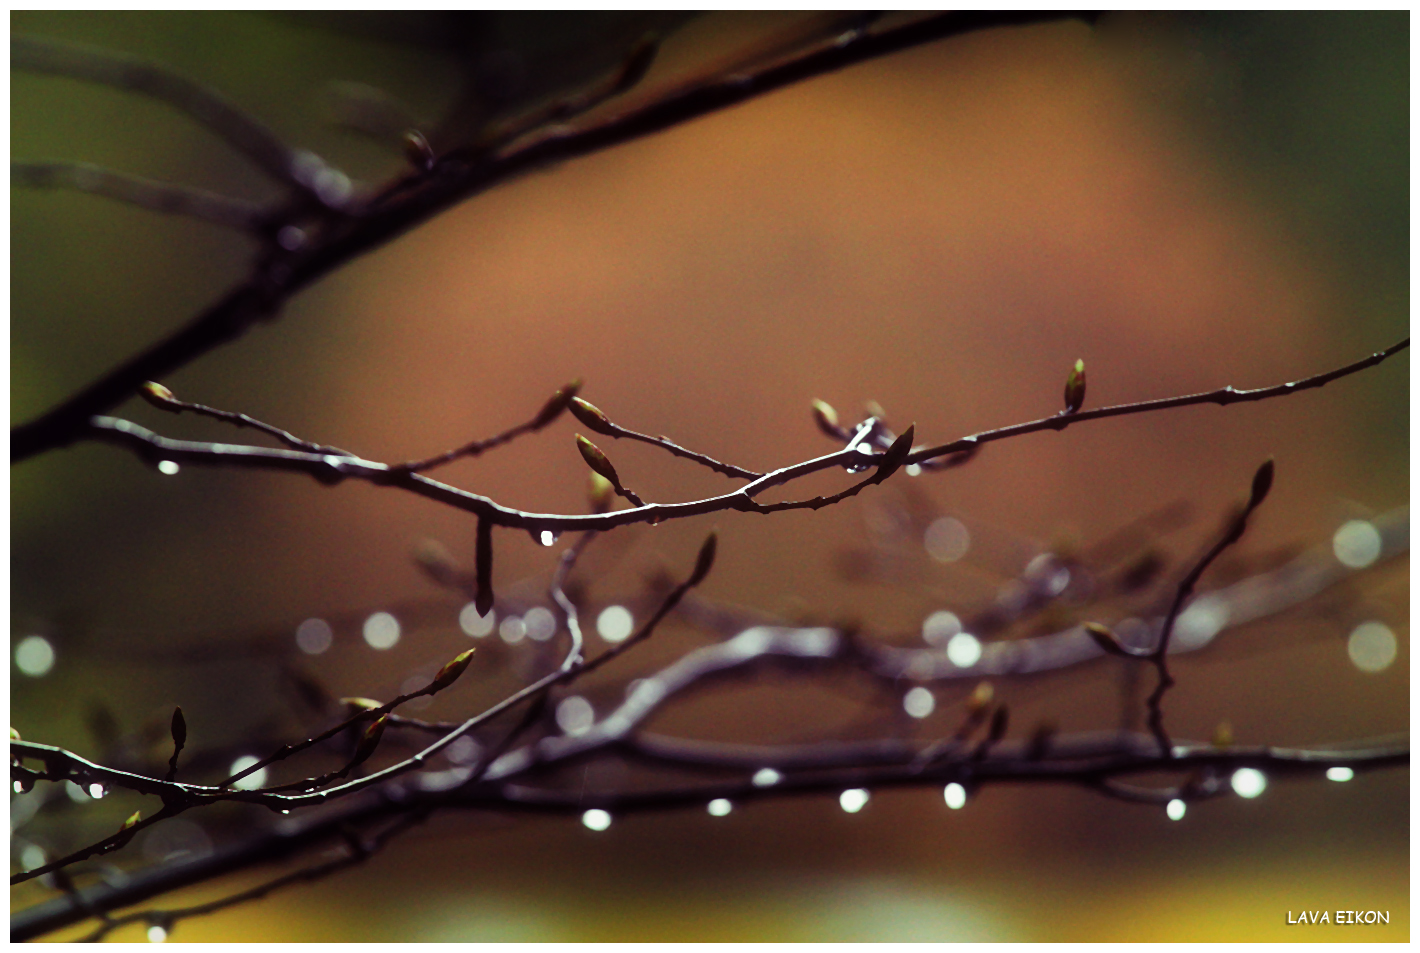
[401, 130, 435, 171]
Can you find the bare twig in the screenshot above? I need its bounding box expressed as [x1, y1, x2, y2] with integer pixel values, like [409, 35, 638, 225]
[569, 396, 762, 480]
[78, 339, 1406, 535]
[11, 161, 267, 231]
[11, 35, 325, 198]
[11, 12, 1098, 463]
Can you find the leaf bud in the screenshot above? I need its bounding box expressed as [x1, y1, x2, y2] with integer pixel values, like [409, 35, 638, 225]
[340, 697, 384, 712]
[140, 381, 178, 409]
[531, 379, 582, 430]
[429, 648, 476, 692]
[9, 728, 20, 742]
[966, 681, 994, 714]
[170, 707, 186, 749]
[1248, 458, 1275, 510]
[121, 810, 142, 831]
[811, 399, 844, 438]
[1063, 359, 1086, 414]
[350, 714, 390, 767]
[872, 425, 915, 483]
[569, 397, 616, 436]
[588, 472, 615, 513]
[576, 434, 621, 486]
[1084, 622, 1130, 657]
[401, 130, 435, 171]
[987, 705, 1010, 743]
[1212, 720, 1234, 748]
[612, 34, 660, 94]
[687, 532, 718, 587]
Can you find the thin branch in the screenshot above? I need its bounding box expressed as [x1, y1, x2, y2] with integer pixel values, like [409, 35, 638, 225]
[1143, 460, 1274, 757]
[905, 338, 1410, 465]
[11, 12, 1098, 464]
[77, 338, 1407, 536]
[11, 34, 320, 197]
[78, 810, 429, 942]
[11, 161, 266, 231]
[569, 396, 762, 480]
[395, 381, 580, 474]
[137, 381, 349, 455]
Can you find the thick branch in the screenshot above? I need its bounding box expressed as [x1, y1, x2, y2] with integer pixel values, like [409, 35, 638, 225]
[11, 12, 1096, 464]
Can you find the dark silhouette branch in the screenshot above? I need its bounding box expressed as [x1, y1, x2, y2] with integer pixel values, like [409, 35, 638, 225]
[11, 12, 1098, 464]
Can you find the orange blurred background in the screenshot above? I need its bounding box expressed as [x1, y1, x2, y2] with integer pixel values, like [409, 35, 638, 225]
[11, 12, 1408, 941]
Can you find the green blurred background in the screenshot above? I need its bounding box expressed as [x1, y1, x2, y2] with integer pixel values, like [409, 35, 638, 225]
[11, 11, 1408, 941]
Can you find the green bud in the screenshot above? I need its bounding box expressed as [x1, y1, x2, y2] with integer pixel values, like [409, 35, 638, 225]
[588, 472, 615, 513]
[576, 434, 621, 486]
[1063, 359, 1086, 414]
[569, 397, 616, 436]
[429, 648, 476, 692]
[1212, 720, 1234, 748]
[966, 682, 994, 714]
[811, 399, 842, 438]
[140, 381, 178, 409]
[351, 714, 389, 767]
[340, 697, 384, 712]
[121, 810, 142, 831]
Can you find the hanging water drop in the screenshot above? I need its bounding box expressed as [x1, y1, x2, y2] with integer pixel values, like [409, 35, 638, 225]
[88, 783, 107, 799]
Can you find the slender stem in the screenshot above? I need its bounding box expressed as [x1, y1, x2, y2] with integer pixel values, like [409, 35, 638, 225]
[11, 161, 267, 231]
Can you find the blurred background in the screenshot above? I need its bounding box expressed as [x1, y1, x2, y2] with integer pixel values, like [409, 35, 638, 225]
[10, 11, 1408, 941]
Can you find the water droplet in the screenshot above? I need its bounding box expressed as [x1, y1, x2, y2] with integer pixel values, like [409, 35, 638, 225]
[1230, 767, 1267, 799]
[581, 809, 612, 831]
[1347, 620, 1396, 673]
[903, 686, 935, 719]
[1326, 766, 1354, 782]
[147, 925, 167, 943]
[946, 633, 982, 668]
[596, 606, 634, 643]
[89, 783, 107, 799]
[15, 635, 55, 677]
[1165, 798, 1186, 821]
[156, 460, 180, 476]
[839, 788, 870, 813]
[707, 798, 732, 817]
[752, 767, 781, 788]
[534, 529, 560, 547]
[943, 782, 967, 809]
